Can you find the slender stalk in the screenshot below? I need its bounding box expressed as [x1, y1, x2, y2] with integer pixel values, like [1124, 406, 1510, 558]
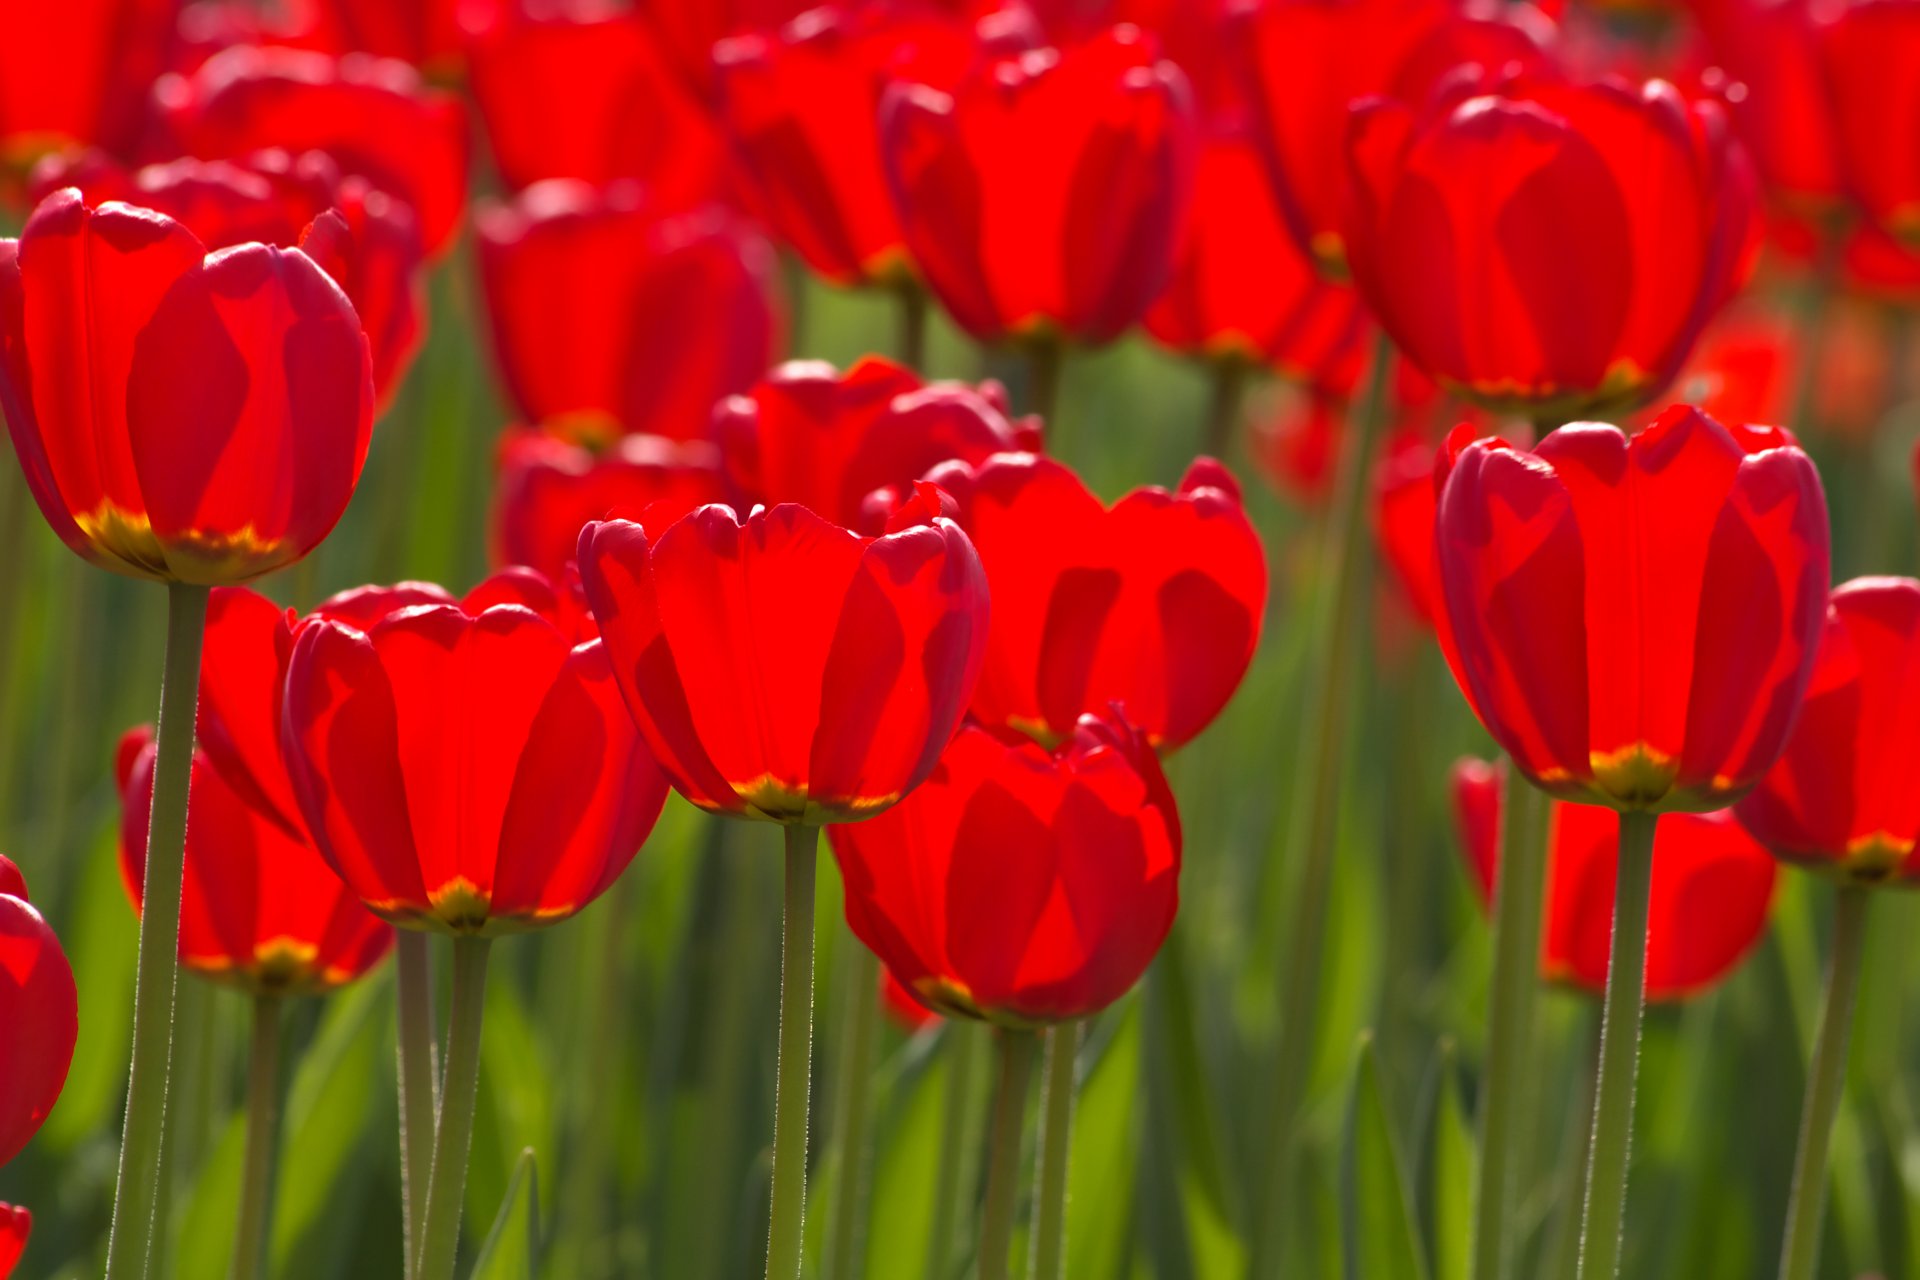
[1204, 358, 1251, 459]
[926, 1021, 983, 1280]
[896, 282, 929, 372]
[230, 995, 286, 1280]
[764, 824, 820, 1280]
[413, 936, 493, 1280]
[977, 1030, 1038, 1280]
[824, 944, 882, 1280]
[1472, 773, 1554, 1280]
[395, 930, 440, 1278]
[104, 581, 211, 1280]
[1028, 340, 1064, 433]
[1251, 331, 1394, 1272]
[1028, 1022, 1080, 1280]
[1776, 885, 1872, 1280]
[1575, 809, 1659, 1280]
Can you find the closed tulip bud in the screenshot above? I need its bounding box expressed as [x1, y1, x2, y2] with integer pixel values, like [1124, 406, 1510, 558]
[0, 856, 78, 1169]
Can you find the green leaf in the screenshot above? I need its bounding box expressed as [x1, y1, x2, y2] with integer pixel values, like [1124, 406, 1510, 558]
[1343, 1032, 1430, 1280]
[469, 1148, 541, 1280]
[862, 1037, 947, 1279]
[1068, 1002, 1143, 1280]
[35, 823, 136, 1153]
[1429, 1048, 1475, 1280]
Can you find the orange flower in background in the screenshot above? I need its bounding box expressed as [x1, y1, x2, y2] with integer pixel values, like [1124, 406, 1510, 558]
[1451, 758, 1777, 999]
[0, 856, 78, 1169]
[1434, 406, 1830, 812]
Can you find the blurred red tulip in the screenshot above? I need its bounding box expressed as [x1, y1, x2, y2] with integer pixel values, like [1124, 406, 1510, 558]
[0, 1204, 25, 1277]
[466, 0, 732, 207]
[713, 356, 1039, 529]
[1343, 74, 1759, 419]
[713, 3, 988, 287]
[1451, 758, 1776, 999]
[0, 856, 78, 1168]
[832, 712, 1180, 1026]
[32, 149, 426, 409]
[155, 45, 470, 254]
[1736, 578, 1920, 883]
[299, 0, 477, 70]
[282, 570, 668, 934]
[0, 188, 372, 584]
[931, 453, 1265, 750]
[1690, 0, 1842, 214]
[633, 0, 822, 99]
[1814, 0, 1920, 245]
[1435, 406, 1830, 812]
[1372, 431, 1444, 630]
[0, 0, 180, 166]
[577, 484, 990, 825]
[1226, 0, 1551, 275]
[116, 726, 395, 994]
[1144, 114, 1368, 381]
[1250, 388, 1343, 506]
[878, 26, 1198, 345]
[477, 180, 782, 442]
[493, 430, 724, 582]
[881, 967, 940, 1031]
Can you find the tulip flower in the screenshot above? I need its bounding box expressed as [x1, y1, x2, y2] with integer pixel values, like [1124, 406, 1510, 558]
[1451, 759, 1776, 999]
[31, 149, 426, 410]
[300, 0, 469, 71]
[927, 452, 1265, 752]
[1690, 0, 1842, 215]
[154, 45, 470, 255]
[494, 431, 723, 583]
[0, 1204, 25, 1279]
[1342, 73, 1759, 420]
[0, 856, 78, 1171]
[878, 27, 1198, 353]
[1728, 577, 1920, 1280]
[632, 0, 821, 99]
[578, 483, 988, 1280]
[1226, 0, 1551, 276]
[1371, 432, 1444, 632]
[466, 0, 732, 207]
[0, 0, 178, 166]
[713, 356, 1039, 530]
[477, 180, 782, 442]
[1814, 0, 1920, 245]
[882, 968, 939, 1032]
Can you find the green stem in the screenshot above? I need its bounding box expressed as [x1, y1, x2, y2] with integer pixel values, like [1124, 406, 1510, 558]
[1786, 225, 1845, 441]
[1204, 358, 1251, 459]
[1575, 809, 1659, 1280]
[230, 995, 285, 1280]
[926, 1022, 983, 1280]
[977, 1030, 1038, 1280]
[413, 936, 492, 1280]
[1027, 1023, 1080, 1280]
[1028, 340, 1064, 439]
[896, 282, 929, 372]
[824, 944, 881, 1280]
[395, 929, 439, 1279]
[764, 824, 820, 1280]
[104, 581, 211, 1280]
[1251, 330, 1393, 1272]
[1776, 885, 1872, 1280]
[1472, 773, 1554, 1280]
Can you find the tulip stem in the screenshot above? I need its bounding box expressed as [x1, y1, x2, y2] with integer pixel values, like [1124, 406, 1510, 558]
[104, 581, 211, 1280]
[1471, 773, 1553, 1280]
[927, 1021, 984, 1280]
[765, 824, 820, 1280]
[824, 944, 881, 1280]
[414, 935, 492, 1280]
[395, 929, 440, 1278]
[1028, 340, 1064, 434]
[977, 1029, 1039, 1280]
[897, 282, 929, 372]
[1251, 330, 1393, 1273]
[1204, 358, 1251, 459]
[1028, 1021, 1080, 1280]
[1777, 884, 1871, 1280]
[1575, 809, 1659, 1280]
[231, 995, 285, 1280]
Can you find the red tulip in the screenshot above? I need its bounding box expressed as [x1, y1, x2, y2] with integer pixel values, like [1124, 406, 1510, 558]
[1343, 73, 1759, 418]
[878, 26, 1198, 345]
[0, 188, 372, 584]
[1813, 0, 1920, 245]
[116, 726, 395, 994]
[476, 180, 782, 442]
[1144, 113, 1368, 381]
[713, 3, 989, 287]
[466, 0, 733, 208]
[832, 712, 1180, 1026]
[1226, 0, 1551, 275]
[577, 483, 990, 825]
[929, 453, 1265, 751]
[881, 967, 940, 1031]
[0, 856, 78, 1168]
[493, 430, 724, 582]
[1451, 758, 1777, 999]
[1690, 0, 1843, 214]
[1735, 578, 1920, 882]
[0, 0, 179, 164]
[298, 0, 473, 70]
[1372, 431, 1444, 631]
[1434, 406, 1830, 812]
[281, 569, 668, 934]
[1249, 388, 1342, 506]
[713, 356, 1040, 529]
[633, 0, 822, 99]
[31, 149, 426, 409]
[0, 1204, 26, 1278]
[155, 45, 470, 254]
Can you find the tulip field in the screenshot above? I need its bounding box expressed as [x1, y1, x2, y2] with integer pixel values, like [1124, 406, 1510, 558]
[7, 2, 1920, 1280]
